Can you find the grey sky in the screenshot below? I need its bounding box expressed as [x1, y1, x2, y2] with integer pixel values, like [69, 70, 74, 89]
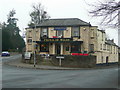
[0, 0, 118, 45]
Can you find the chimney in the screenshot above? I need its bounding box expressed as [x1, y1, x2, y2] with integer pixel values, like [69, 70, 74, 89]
[111, 39, 114, 42]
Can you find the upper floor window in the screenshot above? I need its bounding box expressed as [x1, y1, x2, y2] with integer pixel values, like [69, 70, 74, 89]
[114, 46, 116, 54]
[107, 45, 109, 51]
[111, 46, 112, 54]
[56, 30, 63, 38]
[91, 29, 94, 37]
[100, 44, 102, 50]
[54, 27, 66, 38]
[103, 44, 106, 50]
[27, 39, 32, 43]
[72, 27, 80, 37]
[28, 30, 32, 38]
[90, 44, 94, 52]
[41, 27, 48, 38]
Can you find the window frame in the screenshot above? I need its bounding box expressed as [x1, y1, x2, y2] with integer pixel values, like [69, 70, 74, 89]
[66, 45, 70, 51]
[27, 39, 32, 43]
[56, 30, 64, 38]
[71, 26, 80, 37]
[90, 44, 94, 52]
[41, 27, 48, 38]
[71, 43, 81, 53]
[40, 43, 49, 52]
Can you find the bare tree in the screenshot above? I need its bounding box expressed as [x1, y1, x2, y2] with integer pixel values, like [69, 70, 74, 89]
[29, 3, 50, 26]
[7, 9, 18, 26]
[88, 0, 120, 27]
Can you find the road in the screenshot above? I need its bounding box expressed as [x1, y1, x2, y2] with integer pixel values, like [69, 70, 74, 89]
[1, 54, 119, 88]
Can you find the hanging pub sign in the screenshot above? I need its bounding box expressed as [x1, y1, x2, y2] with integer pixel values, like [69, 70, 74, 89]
[42, 38, 72, 42]
[54, 27, 66, 30]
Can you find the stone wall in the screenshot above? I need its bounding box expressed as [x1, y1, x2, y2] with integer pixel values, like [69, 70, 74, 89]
[51, 55, 96, 68]
[23, 54, 96, 68]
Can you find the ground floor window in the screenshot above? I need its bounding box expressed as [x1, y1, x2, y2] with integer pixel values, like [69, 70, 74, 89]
[66, 45, 69, 51]
[40, 43, 49, 52]
[71, 43, 80, 53]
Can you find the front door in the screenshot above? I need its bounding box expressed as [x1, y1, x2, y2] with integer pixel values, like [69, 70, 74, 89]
[56, 44, 61, 55]
[106, 56, 109, 65]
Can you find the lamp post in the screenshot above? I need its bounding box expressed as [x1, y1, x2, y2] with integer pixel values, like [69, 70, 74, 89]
[34, 23, 37, 67]
[118, 9, 120, 47]
[0, 23, 2, 90]
[0, 24, 2, 55]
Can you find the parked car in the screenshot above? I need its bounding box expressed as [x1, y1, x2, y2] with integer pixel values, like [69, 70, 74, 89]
[2, 51, 10, 56]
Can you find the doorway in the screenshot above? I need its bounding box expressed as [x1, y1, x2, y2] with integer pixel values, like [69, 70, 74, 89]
[106, 56, 109, 65]
[55, 44, 61, 55]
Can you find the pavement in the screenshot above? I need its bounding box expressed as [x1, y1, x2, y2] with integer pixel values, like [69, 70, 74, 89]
[3, 55, 119, 70]
[4, 58, 83, 70]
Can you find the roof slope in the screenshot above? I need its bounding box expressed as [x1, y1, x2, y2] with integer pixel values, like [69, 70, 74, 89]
[105, 39, 117, 46]
[36, 18, 91, 27]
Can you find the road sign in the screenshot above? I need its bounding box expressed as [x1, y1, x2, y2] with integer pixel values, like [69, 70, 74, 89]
[56, 56, 64, 59]
[56, 56, 64, 66]
[24, 52, 31, 60]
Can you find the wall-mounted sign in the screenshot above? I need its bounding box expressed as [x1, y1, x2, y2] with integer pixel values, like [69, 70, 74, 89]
[42, 38, 72, 42]
[54, 27, 66, 30]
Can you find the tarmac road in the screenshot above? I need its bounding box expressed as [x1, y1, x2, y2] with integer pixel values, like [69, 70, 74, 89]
[1, 54, 119, 88]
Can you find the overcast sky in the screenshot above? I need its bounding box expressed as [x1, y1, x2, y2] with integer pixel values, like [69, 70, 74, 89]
[0, 0, 118, 45]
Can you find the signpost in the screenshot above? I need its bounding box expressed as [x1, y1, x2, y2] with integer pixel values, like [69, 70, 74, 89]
[24, 52, 31, 60]
[56, 56, 64, 66]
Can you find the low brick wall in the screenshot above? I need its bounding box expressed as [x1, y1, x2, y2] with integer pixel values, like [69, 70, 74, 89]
[51, 55, 96, 68]
[23, 54, 96, 68]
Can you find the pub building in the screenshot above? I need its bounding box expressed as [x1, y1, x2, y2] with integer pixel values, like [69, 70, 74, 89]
[26, 18, 89, 55]
[26, 18, 118, 64]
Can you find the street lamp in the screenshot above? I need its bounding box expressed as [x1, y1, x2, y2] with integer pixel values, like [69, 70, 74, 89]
[0, 24, 2, 55]
[34, 23, 37, 67]
[0, 23, 2, 90]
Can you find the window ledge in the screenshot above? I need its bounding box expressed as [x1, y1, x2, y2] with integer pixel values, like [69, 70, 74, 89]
[39, 51, 49, 52]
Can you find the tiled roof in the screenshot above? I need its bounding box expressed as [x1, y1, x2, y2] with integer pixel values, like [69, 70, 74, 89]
[98, 30, 105, 33]
[105, 40, 117, 46]
[36, 18, 91, 27]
